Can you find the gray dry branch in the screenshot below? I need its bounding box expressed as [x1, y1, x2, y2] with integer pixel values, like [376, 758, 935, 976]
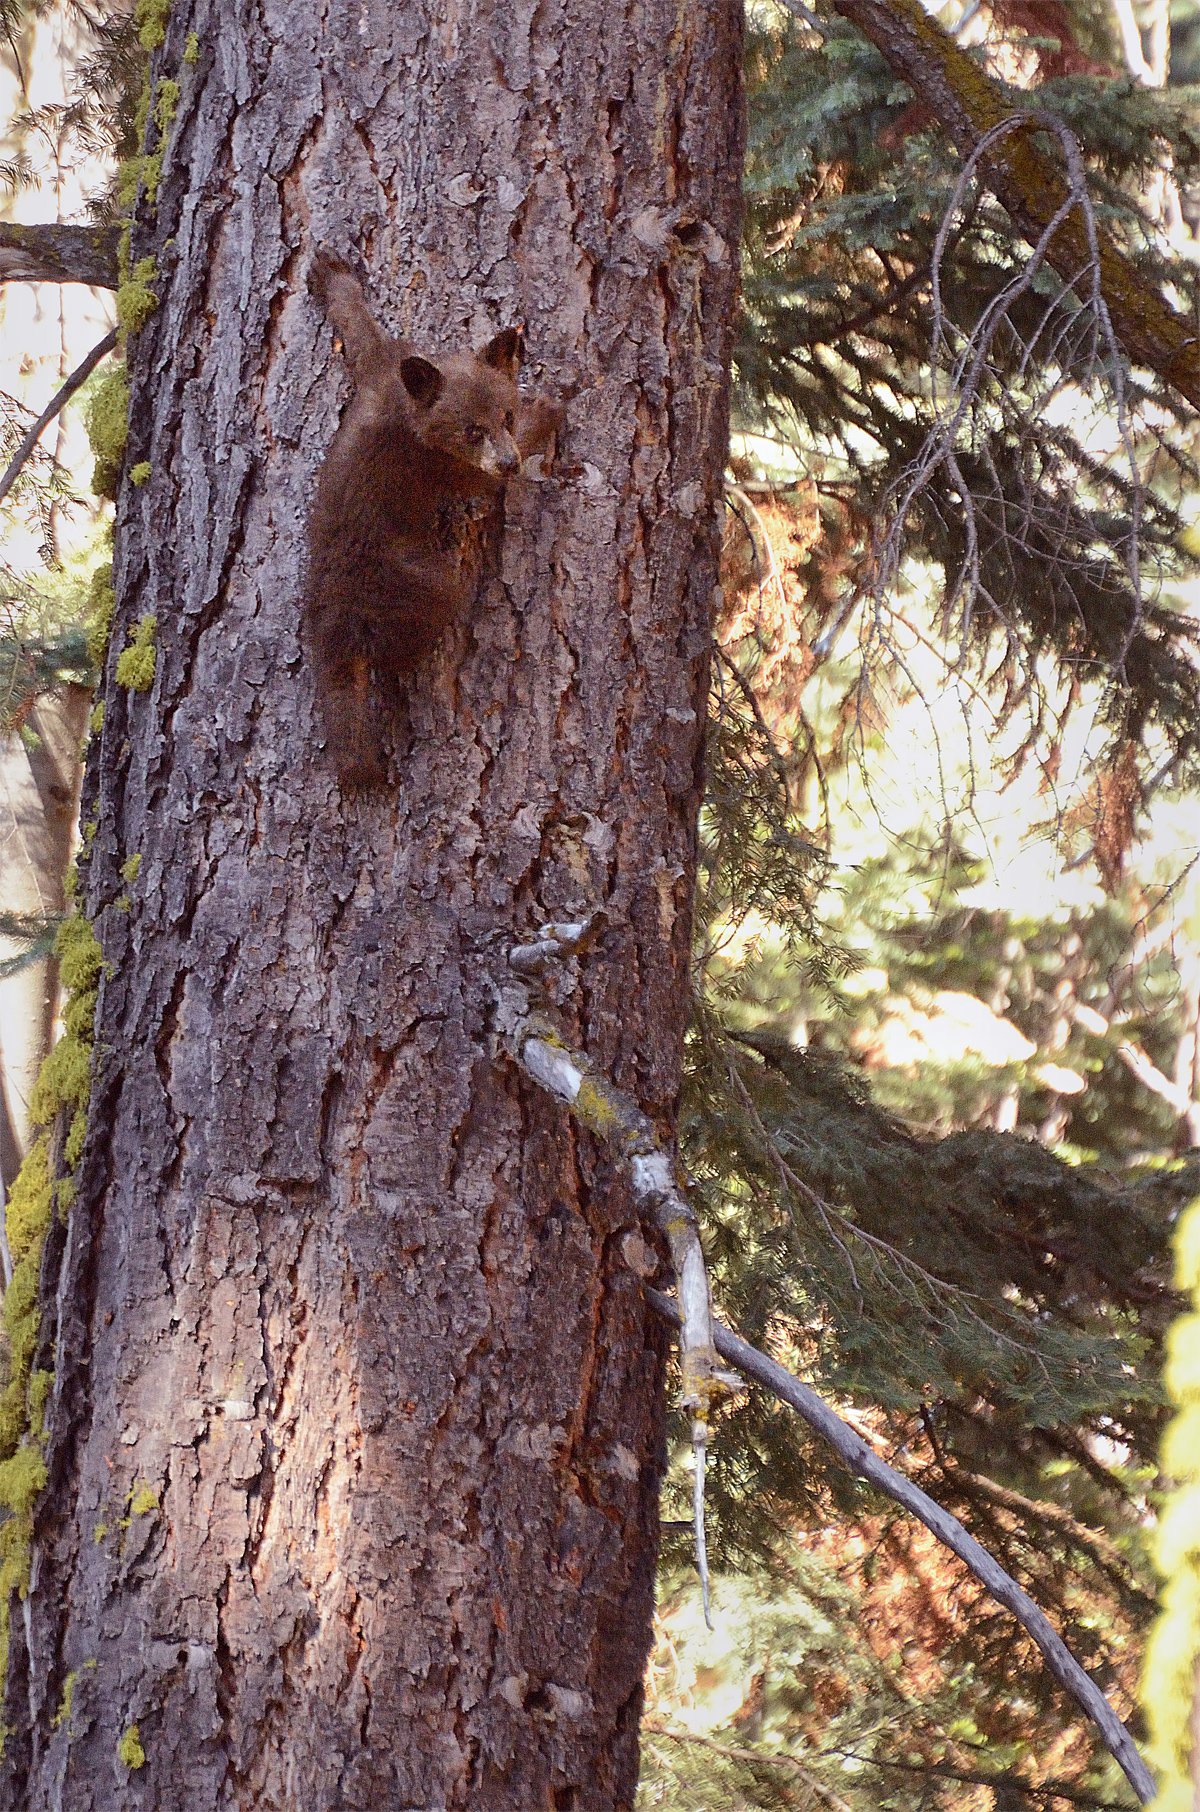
[646, 1294, 1156, 1806]
[0, 327, 119, 509]
[857, 113, 1147, 672]
[499, 916, 741, 1628]
[0, 0, 746, 1805]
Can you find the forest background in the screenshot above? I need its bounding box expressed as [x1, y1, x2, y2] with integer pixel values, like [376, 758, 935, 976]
[2, 0, 1200, 1807]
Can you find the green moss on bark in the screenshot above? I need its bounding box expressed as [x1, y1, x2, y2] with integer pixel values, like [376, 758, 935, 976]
[115, 614, 157, 693]
[0, 915, 102, 1684]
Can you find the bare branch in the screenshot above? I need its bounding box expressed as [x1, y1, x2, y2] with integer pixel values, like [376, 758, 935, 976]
[0, 325, 119, 509]
[495, 923, 740, 1629]
[0, 221, 120, 288]
[647, 1291, 1157, 1806]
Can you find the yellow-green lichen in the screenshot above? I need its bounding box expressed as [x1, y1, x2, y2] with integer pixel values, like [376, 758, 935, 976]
[116, 257, 159, 336]
[129, 462, 151, 487]
[120, 854, 142, 885]
[85, 559, 116, 669]
[116, 614, 157, 693]
[1141, 1193, 1200, 1809]
[27, 1370, 52, 1442]
[29, 1036, 91, 1125]
[119, 1724, 146, 1769]
[184, 30, 198, 60]
[134, 0, 169, 49]
[0, 913, 101, 1683]
[93, 1522, 107, 1544]
[52, 1671, 77, 1731]
[572, 1074, 625, 1138]
[85, 370, 130, 502]
[129, 1484, 158, 1517]
[153, 78, 179, 132]
[89, 701, 105, 736]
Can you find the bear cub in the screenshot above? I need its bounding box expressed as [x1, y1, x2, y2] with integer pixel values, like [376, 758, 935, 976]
[304, 253, 563, 787]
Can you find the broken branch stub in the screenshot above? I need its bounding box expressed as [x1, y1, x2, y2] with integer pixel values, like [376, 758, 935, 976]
[502, 920, 741, 1626]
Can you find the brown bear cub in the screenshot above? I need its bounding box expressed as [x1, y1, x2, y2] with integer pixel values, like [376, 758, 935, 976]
[304, 253, 563, 786]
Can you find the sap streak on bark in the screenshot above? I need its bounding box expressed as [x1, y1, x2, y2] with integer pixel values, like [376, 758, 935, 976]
[0, 0, 744, 1808]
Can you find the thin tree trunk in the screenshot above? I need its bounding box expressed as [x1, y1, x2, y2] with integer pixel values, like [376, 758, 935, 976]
[0, 686, 89, 1211]
[1, 1, 744, 1807]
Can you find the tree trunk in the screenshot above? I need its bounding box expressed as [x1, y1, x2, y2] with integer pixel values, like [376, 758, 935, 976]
[1, 1, 744, 1806]
[0, 686, 90, 1238]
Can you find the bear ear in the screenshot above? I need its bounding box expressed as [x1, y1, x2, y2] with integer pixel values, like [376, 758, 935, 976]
[481, 326, 523, 378]
[400, 355, 444, 408]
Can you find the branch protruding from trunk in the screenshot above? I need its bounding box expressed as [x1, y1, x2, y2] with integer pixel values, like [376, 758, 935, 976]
[0, 327, 119, 509]
[0, 222, 121, 290]
[499, 919, 741, 1627]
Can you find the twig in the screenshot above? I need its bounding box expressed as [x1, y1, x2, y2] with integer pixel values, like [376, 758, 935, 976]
[646, 1291, 1156, 1806]
[0, 325, 119, 509]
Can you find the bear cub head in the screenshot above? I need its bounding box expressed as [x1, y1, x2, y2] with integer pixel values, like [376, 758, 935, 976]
[398, 330, 524, 487]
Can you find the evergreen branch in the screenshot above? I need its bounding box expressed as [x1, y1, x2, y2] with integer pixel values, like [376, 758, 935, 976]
[719, 1032, 1054, 1366]
[643, 1723, 856, 1811]
[0, 325, 119, 509]
[0, 221, 120, 288]
[0, 910, 60, 981]
[826, 0, 1200, 411]
[648, 1291, 1157, 1804]
[935, 1461, 1156, 1613]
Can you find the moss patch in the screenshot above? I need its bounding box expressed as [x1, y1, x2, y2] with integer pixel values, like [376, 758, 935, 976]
[116, 615, 157, 693]
[0, 915, 102, 1683]
[119, 1724, 146, 1769]
[85, 560, 116, 669]
[116, 257, 159, 337]
[85, 371, 130, 503]
[134, 0, 169, 49]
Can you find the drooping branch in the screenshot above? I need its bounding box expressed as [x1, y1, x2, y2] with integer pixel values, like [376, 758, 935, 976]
[0, 326, 119, 509]
[0, 222, 120, 289]
[647, 1291, 1156, 1806]
[812, 0, 1200, 412]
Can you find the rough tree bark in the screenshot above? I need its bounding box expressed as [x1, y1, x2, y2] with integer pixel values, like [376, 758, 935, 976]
[0, 0, 745, 1806]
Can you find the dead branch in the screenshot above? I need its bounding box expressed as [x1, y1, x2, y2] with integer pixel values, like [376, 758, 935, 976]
[495, 920, 741, 1628]
[0, 326, 119, 509]
[647, 1290, 1156, 1805]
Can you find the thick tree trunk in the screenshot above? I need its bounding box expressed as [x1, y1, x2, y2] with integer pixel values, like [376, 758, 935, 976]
[1, 1, 744, 1807]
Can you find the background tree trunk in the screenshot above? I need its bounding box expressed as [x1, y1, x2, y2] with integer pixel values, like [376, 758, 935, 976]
[1, 1, 744, 1806]
[0, 686, 90, 1253]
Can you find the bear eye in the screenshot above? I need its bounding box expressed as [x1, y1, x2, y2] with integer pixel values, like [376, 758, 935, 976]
[465, 424, 486, 445]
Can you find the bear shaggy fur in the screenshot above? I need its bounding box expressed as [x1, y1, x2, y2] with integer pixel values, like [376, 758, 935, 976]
[304, 254, 562, 787]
